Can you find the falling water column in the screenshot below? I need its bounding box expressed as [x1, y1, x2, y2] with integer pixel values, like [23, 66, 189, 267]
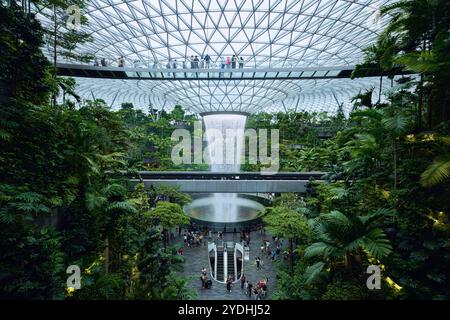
[202, 113, 247, 223]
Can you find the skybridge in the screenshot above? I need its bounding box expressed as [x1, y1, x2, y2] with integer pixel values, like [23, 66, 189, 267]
[57, 63, 356, 81]
[130, 171, 327, 193]
[40, 0, 402, 114]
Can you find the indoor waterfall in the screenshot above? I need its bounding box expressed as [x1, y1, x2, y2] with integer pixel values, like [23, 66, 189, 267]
[203, 114, 247, 222]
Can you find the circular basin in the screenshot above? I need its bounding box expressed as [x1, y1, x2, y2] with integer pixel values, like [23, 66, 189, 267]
[184, 194, 265, 223]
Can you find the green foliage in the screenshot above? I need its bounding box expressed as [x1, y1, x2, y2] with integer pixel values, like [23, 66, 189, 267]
[263, 206, 311, 242]
[304, 261, 326, 285]
[160, 273, 198, 300]
[0, 3, 54, 104]
[0, 225, 65, 299]
[321, 280, 368, 300]
[147, 184, 192, 207]
[0, 9, 194, 298]
[2, 0, 450, 301]
[420, 154, 450, 187]
[305, 209, 392, 261]
[147, 201, 190, 231]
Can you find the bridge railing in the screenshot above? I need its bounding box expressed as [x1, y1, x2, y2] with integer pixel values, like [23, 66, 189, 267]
[58, 55, 355, 70]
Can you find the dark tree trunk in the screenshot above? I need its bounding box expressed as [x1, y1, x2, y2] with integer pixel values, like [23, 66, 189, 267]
[52, 6, 57, 108]
[288, 238, 294, 276]
[428, 91, 433, 129]
[163, 229, 168, 249]
[393, 141, 397, 190]
[378, 75, 383, 104]
[417, 74, 423, 130]
[104, 237, 110, 273]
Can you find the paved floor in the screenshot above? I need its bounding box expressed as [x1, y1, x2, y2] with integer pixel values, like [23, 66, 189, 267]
[171, 231, 279, 300]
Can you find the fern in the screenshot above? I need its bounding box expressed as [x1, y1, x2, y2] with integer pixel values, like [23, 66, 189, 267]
[420, 155, 450, 187]
[0, 208, 15, 224]
[328, 186, 348, 200]
[15, 192, 43, 203]
[0, 128, 11, 141]
[106, 201, 137, 214]
[85, 192, 107, 211]
[101, 183, 127, 197]
[382, 114, 409, 133]
[359, 228, 392, 259]
[304, 242, 332, 259]
[304, 261, 326, 285]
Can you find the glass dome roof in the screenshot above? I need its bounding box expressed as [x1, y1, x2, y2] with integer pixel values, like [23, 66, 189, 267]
[41, 0, 398, 114]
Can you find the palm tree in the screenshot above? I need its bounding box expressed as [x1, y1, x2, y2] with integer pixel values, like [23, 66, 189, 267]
[304, 210, 392, 272]
[420, 155, 450, 187]
[380, 0, 450, 127]
[351, 36, 398, 103]
[380, 0, 444, 51]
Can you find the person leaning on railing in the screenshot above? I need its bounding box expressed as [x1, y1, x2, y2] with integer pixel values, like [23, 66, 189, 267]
[117, 56, 125, 67]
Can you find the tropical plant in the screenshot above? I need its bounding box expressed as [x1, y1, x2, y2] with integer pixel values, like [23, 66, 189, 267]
[146, 201, 190, 247]
[305, 210, 392, 270]
[263, 206, 311, 275]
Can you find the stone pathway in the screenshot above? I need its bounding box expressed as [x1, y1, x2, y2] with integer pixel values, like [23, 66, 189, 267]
[171, 231, 278, 300]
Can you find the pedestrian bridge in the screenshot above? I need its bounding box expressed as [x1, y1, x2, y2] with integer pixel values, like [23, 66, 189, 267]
[57, 63, 354, 80]
[130, 171, 326, 193]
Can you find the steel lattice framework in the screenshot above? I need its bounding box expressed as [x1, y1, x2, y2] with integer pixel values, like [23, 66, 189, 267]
[40, 0, 398, 114]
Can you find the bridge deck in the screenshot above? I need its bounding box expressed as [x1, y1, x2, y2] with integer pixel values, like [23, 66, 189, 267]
[134, 171, 326, 180]
[58, 63, 354, 80]
[131, 171, 326, 193]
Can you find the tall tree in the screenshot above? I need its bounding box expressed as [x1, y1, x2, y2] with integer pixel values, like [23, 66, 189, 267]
[33, 0, 93, 106]
[146, 201, 190, 247]
[263, 206, 311, 275]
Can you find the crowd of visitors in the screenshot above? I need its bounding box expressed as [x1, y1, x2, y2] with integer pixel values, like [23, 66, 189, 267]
[260, 236, 283, 261]
[240, 230, 251, 246]
[93, 54, 246, 69]
[183, 230, 205, 247]
[168, 54, 245, 70]
[241, 276, 268, 299]
[171, 224, 280, 300]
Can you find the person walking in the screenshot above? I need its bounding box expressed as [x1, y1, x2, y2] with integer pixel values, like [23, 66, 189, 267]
[200, 273, 206, 288]
[240, 274, 246, 290]
[226, 56, 231, 69]
[247, 281, 253, 297]
[117, 55, 125, 67]
[255, 257, 261, 270]
[194, 56, 199, 68]
[226, 279, 233, 293]
[231, 55, 236, 68]
[204, 53, 211, 68]
[190, 55, 194, 69]
[239, 57, 244, 68]
[184, 233, 190, 247]
[220, 56, 225, 69]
